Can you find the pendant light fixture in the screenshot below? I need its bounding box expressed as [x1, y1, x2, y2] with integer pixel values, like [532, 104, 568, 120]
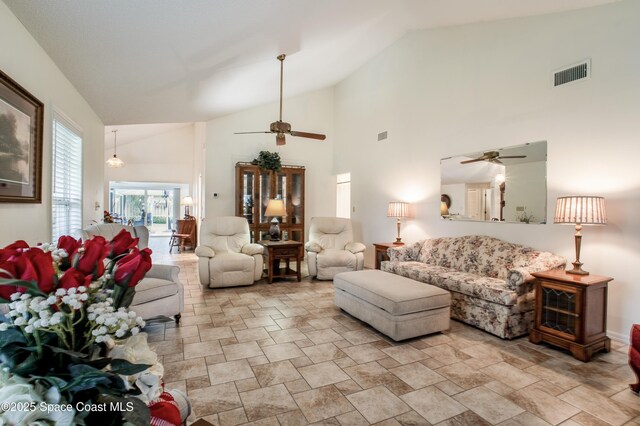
[106, 129, 124, 168]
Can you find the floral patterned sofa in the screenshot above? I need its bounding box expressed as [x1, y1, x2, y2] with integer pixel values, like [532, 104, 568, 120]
[382, 235, 565, 339]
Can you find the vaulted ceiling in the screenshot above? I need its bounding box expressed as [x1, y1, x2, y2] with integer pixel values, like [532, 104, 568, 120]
[5, 0, 616, 125]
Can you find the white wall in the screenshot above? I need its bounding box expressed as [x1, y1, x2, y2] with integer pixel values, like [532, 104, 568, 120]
[104, 124, 197, 194]
[204, 88, 336, 237]
[0, 2, 104, 245]
[334, 0, 640, 340]
[504, 161, 546, 223]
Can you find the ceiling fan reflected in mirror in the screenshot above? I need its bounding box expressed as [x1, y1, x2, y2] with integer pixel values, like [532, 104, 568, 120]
[460, 151, 526, 165]
[235, 54, 326, 146]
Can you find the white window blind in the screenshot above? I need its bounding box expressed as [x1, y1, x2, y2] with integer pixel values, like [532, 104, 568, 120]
[336, 173, 351, 219]
[52, 115, 83, 242]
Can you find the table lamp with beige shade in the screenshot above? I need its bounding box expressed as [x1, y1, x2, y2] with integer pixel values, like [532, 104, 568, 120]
[265, 198, 286, 240]
[554, 196, 607, 275]
[387, 201, 410, 245]
[181, 196, 194, 218]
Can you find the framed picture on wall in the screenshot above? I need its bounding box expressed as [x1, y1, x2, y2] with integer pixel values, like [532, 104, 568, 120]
[0, 69, 43, 203]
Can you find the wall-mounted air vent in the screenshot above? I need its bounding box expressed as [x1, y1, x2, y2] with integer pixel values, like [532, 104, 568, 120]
[553, 59, 591, 87]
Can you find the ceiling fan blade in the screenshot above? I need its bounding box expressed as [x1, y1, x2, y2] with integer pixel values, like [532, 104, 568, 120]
[460, 158, 486, 164]
[289, 131, 326, 140]
[276, 133, 286, 146]
[234, 131, 273, 134]
[497, 155, 527, 159]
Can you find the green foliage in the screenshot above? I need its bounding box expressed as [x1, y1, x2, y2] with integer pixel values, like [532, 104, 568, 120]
[152, 216, 167, 224]
[252, 150, 282, 171]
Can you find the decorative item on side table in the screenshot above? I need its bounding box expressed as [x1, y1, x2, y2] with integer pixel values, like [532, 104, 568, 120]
[529, 269, 613, 362]
[554, 196, 607, 275]
[265, 198, 286, 240]
[0, 231, 187, 425]
[387, 201, 410, 244]
[106, 129, 125, 168]
[0, 69, 44, 203]
[181, 195, 194, 218]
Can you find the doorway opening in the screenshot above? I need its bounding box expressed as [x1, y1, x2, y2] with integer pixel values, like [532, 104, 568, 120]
[108, 182, 190, 236]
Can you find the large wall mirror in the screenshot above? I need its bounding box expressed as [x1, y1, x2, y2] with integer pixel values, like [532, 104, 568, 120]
[440, 141, 547, 224]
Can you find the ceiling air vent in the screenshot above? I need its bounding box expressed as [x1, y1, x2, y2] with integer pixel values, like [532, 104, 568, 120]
[553, 59, 591, 87]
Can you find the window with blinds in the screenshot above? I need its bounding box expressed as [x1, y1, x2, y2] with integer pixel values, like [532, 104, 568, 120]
[52, 115, 83, 242]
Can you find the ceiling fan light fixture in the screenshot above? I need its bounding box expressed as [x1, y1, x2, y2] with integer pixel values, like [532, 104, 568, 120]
[106, 130, 124, 168]
[234, 54, 326, 146]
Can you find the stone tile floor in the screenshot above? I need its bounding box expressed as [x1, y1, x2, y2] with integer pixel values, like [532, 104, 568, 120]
[148, 250, 639, 426]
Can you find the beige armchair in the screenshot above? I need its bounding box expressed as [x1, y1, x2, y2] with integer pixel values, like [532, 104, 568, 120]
[80, 223, 184, 323]
[196, 217, 264, 288]
[305, 217, 365, 280]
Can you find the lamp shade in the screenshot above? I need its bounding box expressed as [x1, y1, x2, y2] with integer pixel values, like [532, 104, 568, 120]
[265, 199, 285, 217]
[387, 201, 410, 218]
[106, 129, 124, 168]
[181, 196, 194, 206]
[554, 196, 607, 225]
[440, 201, 450, 216]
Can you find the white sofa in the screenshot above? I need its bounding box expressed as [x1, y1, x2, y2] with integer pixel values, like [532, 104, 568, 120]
[305, 217, 365, 280]
[196, 217, 264, 288]
[80, 223, 184, 323]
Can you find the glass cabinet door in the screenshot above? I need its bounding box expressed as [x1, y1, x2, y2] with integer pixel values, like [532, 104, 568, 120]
[241, 170, 255, 224]
[290, 172, 303, 225]
[259, 171, 271, 223]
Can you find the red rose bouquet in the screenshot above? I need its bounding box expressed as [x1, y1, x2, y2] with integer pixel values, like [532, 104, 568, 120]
[0, 230, 155, 425]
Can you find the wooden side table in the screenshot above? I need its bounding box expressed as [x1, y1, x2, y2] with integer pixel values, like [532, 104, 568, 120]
[529, 269, 613, 362]
[259, 240, 303, 284]
[373, 242, 403, 269]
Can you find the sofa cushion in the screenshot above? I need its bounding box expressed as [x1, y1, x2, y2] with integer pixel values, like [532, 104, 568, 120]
[318, 249, 356, 269]
[334, 270, 450, 316]
[417, 235, 555, 281]
[382, 261, 519, 306]
[211, 252, 254, 273]
[132, 277, 179, 305]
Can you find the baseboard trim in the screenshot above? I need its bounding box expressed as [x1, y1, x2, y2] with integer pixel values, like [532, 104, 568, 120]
[608, 329, 630, 345]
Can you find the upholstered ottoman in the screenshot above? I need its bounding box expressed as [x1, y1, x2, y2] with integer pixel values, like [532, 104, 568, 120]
[334, 270, 451, 341]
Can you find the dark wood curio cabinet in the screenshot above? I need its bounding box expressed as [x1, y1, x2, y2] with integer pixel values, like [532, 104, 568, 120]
[235, 162, 305, 243]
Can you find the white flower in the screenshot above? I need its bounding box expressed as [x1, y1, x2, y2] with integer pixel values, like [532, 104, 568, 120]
[115, 329, 126, 338]
[24, 325, 33, 333]
[0, 323, 9, 331]
[55, 288, 66, 297]
[20, 294, 31, 301]
[14, 302, 28, 314]
[79, 293, 88, 301]
[67, 287, 77, 295]
[49, 313, 63, 325]
[46, 296, 57, 304]
[78, 286, 87, 293]
[14, 317, 26, 326]
[130, 327, 140, 336]
[10, 293, 21, 301]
